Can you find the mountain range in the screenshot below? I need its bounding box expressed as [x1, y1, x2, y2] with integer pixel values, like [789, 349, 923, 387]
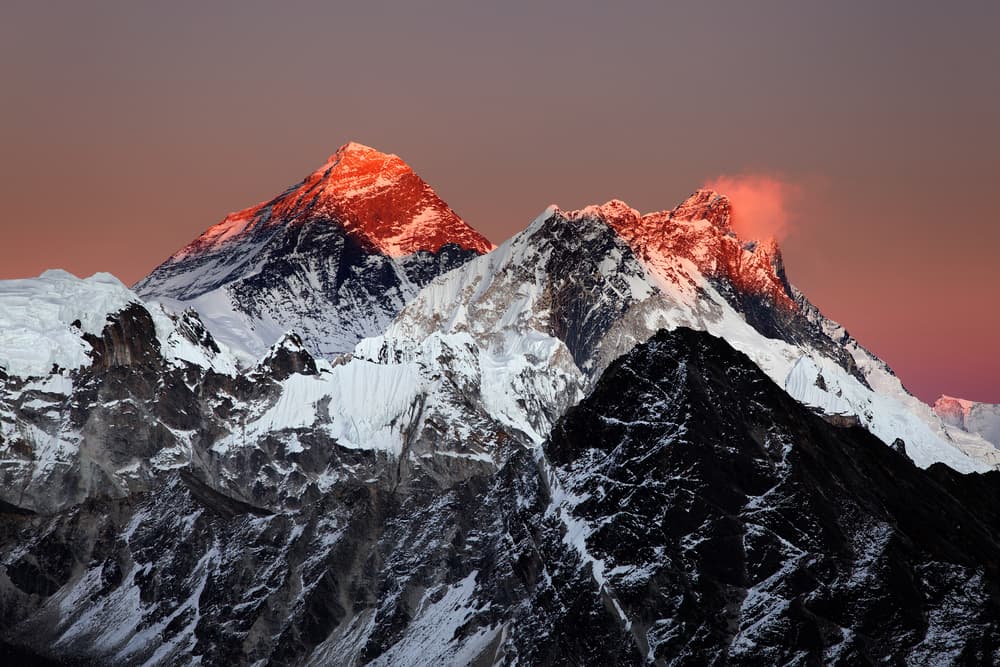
[0, 143, 997, 665]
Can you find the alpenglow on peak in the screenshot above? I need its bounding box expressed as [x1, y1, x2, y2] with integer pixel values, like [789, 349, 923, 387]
[134, 142, 494, 359]
[161, 141, 493, 265]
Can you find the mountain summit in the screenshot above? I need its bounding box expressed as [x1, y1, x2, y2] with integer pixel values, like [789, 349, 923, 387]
[575, 191, 792, 310]
[667, 187, 733, 228]
[171, 142, 492, 263]
[135, 143, 492, 359]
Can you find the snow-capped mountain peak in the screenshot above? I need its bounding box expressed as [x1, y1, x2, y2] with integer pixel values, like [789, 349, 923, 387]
[669, 188, 733, 229]
[935, 395, 976, 423]
[169, 141, 493, 264]
[308, 141, 494, 257]
[569, 199, 641, 228]
[934, 394, 1000, 448]
[559, 192, 792, 309]
[135, 143, 494, 359]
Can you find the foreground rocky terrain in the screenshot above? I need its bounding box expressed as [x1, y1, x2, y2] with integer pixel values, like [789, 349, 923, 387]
[2, 329, 998, 665]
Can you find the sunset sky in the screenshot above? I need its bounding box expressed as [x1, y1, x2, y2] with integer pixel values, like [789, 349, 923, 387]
[1, 1, 997, 403]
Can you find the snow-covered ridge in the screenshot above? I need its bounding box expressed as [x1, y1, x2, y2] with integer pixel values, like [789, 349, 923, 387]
[358, 200, 998, 472]
[0, 270, 138, 378]
[149, 140, 492, 272]
[0, 270, 237, 379]
[935, 395, 1000, 448]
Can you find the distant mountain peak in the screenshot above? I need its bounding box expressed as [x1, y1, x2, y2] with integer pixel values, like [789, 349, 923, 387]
[135, 143, 493, 358]
[933, 394, 1000, 448]
[169, 142, 493, 263]
[571, 199, 641, 226]
[670, 189, 732, 230]
[330, 140, 381, 158]
[561, 191, 791, 309]
[934, 395, 976, 423]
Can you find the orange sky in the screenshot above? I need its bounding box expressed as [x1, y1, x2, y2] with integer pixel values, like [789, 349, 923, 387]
[1, 2, 997, 403]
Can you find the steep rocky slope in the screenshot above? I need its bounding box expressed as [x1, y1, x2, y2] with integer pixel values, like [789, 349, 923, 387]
[541, 328, 1000, 664]
[0, 270, 505, 517]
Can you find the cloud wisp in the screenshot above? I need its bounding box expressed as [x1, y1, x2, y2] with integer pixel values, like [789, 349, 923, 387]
[702, 174, 802, 242]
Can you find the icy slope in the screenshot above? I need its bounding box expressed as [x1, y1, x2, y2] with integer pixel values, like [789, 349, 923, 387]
[935, 395, 1000, 448]
[792, 292, 1000, 470]
[0, 269, 236, 380]
[0, 270, 138, 378]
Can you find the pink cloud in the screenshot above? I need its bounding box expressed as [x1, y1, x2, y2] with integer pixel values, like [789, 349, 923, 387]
[702, 174, 801, 241]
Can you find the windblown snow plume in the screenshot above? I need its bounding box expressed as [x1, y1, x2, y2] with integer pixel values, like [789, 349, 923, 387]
[702, 173, 800, 241]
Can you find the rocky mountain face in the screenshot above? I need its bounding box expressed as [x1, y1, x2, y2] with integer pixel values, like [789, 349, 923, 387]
[540, 329, 1000, 664]
[3, 329, 998, 665]
[362, 197, 999, 472]
[132, 144, 1000, 473]
[135, 142, 492, 361]
[2, 148, 999, 664]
